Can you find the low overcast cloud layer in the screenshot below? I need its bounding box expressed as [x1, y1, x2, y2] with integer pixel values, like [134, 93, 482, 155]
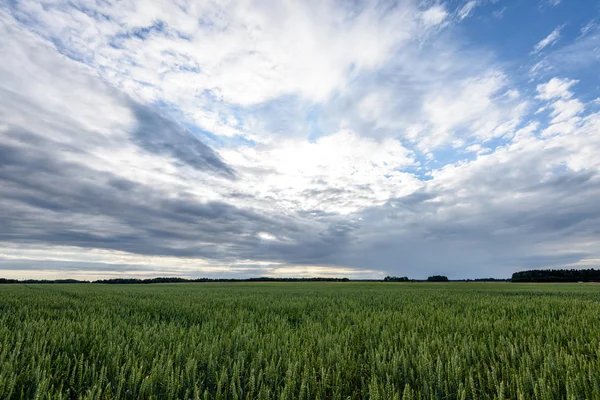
[1, 0, 600, 279]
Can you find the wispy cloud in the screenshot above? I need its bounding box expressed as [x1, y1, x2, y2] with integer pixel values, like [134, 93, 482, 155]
[532, 25, 564, 54]
[457, 1, 479, 20]
[579, 20, 596, 38]
[529, 25, 600, 77]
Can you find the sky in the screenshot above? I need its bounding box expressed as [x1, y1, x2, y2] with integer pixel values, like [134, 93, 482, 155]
[1, 0, 600, 280]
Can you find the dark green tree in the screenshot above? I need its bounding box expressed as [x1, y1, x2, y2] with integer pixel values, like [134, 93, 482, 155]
[384, 276, 409, 282]
[427, 275, 449, 282]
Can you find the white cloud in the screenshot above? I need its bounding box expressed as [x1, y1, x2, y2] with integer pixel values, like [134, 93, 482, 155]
[220, 131, 421, 214]
[12, 0, 420, 109]
[0, 13, 134, 139]
[535, 77, 584, 135]
[532, 26, 563, 54]
[420, 5, 449, 27]
[7, 0, 528, 153]
[465, 144, 482, 152]
[536, 77, 578, 100]
[420, 71, 526, 148]
[548, 99, 585, 124]
[257, 232, 277, 241]
[457, 1, 478, 20]
[529, 58, 551, 76]
[492, 7, 506, 19]
[465, 143, 491, 155]
[425, 72, 505, 133]
[580, 21, 596, 38]
[315, 35, 528, 153]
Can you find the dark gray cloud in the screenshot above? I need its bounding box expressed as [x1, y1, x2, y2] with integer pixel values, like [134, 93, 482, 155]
[131, 104, 236, 177]
[0, 127, 346, 264]
[0, 257, 292, 280]
[0, 259, 151, 272]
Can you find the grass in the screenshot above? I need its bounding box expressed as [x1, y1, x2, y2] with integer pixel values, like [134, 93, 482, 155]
[0, 282, 599, 399]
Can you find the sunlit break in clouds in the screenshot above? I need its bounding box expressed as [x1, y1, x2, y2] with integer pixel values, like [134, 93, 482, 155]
[1, 0, 600, 279]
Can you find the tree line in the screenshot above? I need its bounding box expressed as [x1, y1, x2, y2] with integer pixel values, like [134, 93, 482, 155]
[0, 275, 513, 284]
[511, 269, 600, 282]
[13, 269, 600, 284]
[0, 277, 351, 284]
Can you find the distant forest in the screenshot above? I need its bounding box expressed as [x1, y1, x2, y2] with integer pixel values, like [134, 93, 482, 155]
[0, 275, 513, 284]
[511, 269, 600, 282]
[0, 277, 351, 284]
[5, 270, 599, 284]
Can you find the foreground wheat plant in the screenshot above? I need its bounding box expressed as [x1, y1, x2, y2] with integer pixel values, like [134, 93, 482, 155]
[0, 282, 598, 399]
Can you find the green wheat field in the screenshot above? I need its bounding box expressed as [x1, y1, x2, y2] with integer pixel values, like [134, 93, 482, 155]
[1, 283, 599, 399]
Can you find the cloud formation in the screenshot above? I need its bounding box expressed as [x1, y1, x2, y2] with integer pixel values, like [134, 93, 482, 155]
[1, 1, 600, 279]
[532, 25, 563, 54]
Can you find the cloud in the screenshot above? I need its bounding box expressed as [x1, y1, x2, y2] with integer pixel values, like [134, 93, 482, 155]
[536, 77, 578, 100]
[4, 0, 463, 155]
[457, 1, 478, 20]
[546, 99, 584, 124]
[532, 25, 563, 54]
[420, 5, 448, 27]
[310, 33, 528, 157]
[0, 123, 361, 269]
[0, 10, 350, 272]
[338, 106, 600, 277]
[323, 76, 600, 278]
[0, 244, 383, 280]
[219, 130, 420, 214]
[421, 71, 526, 147]
[535, 78, 584, 133]
[2, 2, 600, 281]
[9, 0, 421, 109]
[530, 25, 600, 77]
[580, 20, 596, 38]
[131, 104, 235, 177]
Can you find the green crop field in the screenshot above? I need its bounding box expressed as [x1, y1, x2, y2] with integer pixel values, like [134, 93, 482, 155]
[0, 283, 599, 399]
